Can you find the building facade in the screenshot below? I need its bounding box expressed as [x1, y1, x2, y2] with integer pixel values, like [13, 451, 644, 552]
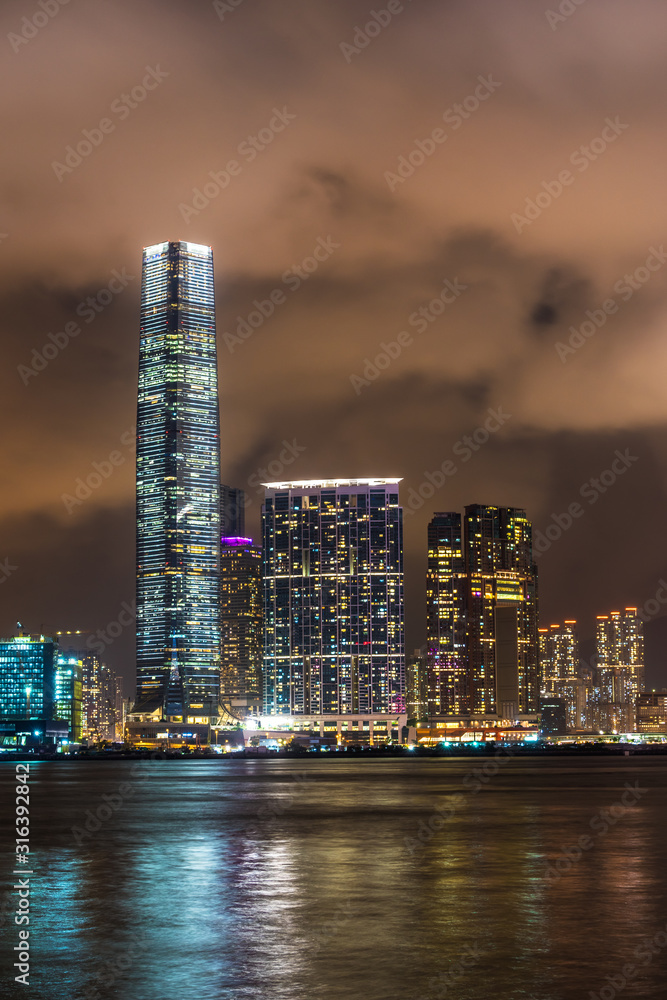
[0, 634, 57, 721]
[220, 535, 263, 718]
[263, 479, 405, 716]
[135, 240, 221, 722]
[54, 654, 83, 741]
[426, 505, 539, 720]
[426, 513, 467, 716]
[80, 654, 122, 742]
[539, 621, 584, 728]
[591, 609, 644, 732]
[0, 634, 71, 746]
[637, 691, 667, 733]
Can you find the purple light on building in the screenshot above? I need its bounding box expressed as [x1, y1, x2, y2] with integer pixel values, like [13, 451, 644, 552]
[221, 536, 253, 547]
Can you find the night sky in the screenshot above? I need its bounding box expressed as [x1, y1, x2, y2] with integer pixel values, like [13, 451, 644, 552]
[2, 0, 667, 691]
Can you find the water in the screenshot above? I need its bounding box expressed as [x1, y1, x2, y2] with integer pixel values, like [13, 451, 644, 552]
[2, 756, 667, 999]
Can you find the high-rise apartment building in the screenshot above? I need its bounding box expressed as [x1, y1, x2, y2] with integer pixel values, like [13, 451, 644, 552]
[539, 621, 584, 728]
[592, 608, 644, 732]
[80, 654, 121, 742]
[426, 505, 539, 720]
[220, 535, 263, 718]
[135, 241, 221, 722]
[263, 479, 405, 716]
[426, 513, 467, 715]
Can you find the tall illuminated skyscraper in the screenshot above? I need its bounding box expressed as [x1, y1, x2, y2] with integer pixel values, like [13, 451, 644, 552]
[135, 241, 221, 721]
[426, 505, 539, 719]
[263, 479, 405, 716]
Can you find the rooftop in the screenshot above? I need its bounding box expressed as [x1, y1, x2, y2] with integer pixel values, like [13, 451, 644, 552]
[262, 478, 402, 490]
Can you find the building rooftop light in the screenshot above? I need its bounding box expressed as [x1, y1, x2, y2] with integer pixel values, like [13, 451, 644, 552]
[262, 478, 402, 490]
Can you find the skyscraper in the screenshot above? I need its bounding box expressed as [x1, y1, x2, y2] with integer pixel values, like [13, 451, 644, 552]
[426, 505, 539, 720]
[539, 621, 584, 729]
[263, 479, 405, 716]
[221, 483, 247, 536]
[426, 512, 467, 715]
[80, 653, 121, 742]
[135, 241, 221, 722]
[220, 535, 263, 717]
[592, 608, 644, 732]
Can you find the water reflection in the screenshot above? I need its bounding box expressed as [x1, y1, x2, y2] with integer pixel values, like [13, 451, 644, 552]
[1, 758, 667, 999]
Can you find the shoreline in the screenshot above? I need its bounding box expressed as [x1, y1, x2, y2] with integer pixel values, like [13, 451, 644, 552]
[2, 744, 667, 762]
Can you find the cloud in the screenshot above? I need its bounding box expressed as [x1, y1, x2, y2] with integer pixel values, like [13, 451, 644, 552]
[1, 0, 667, 683]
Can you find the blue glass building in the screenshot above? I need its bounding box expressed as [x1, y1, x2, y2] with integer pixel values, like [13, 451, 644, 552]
[262, 479, 405, 716]
[0, 635, 56, 720]
[135, 241, 221, 721]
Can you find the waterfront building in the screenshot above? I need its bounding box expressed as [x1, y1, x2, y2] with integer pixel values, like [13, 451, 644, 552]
[539, 621, 582, 728]
[54, 654, 83, 741]
[426, 505, 539, 721]
[262, 479, 405, 716]
[80, 654, 121, 742]
[591, 609, 644, 732]
[0, 633, 70, 746]
[426, 513, 467, 716]
[135, 240, 221, 723]
[637, 691, 667, 733]
[220, 535, 263, 718]
[0, 633, 57, 721]
[539, 697, 568, 736]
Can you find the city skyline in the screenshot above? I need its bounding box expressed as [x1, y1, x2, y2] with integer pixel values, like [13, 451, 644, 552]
[3, 0, 667, 695]
[262, 479, 405, 716]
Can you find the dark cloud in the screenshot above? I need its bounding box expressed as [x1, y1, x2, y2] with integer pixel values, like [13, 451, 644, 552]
[1, 0, 667, 688]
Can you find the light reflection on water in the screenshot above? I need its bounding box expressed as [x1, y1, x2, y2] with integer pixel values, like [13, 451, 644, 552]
[2, 757, 667, 999]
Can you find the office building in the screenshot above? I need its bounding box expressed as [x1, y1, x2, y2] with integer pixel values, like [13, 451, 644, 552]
[0, 633, 69, 747]
[135, 240, 221, 723]
[220, 535, 263, 718]
[637, 691, 667, 733]
[539, 697, 568, 736]
[263, 479, 405, 717]
[0, 633, 57, 720]
[426, 505, 539, 722]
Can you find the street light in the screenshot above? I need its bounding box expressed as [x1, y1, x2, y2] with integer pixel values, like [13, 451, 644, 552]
[25, 686, 31, 718]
